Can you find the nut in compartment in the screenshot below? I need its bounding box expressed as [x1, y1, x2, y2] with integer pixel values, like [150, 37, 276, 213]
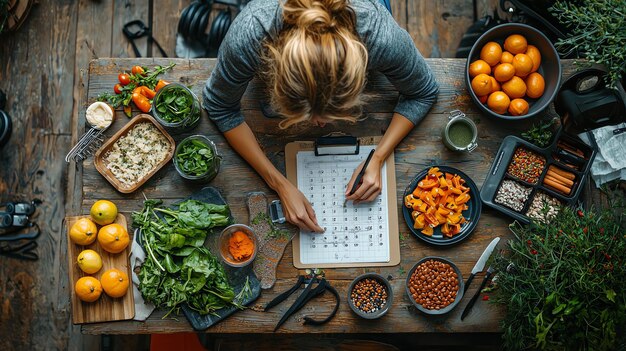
[506, 147, 546, 184]
[543, 164, 577, 196]
[494, 179, 533, 212]
[525, 192, 561, 222]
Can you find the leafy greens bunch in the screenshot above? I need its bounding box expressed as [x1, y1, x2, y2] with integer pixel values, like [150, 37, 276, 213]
[155, 85, 199, 124]
[176, 138, 216, 177]
[132, 199, 234, 316]
[550, 0, 626, 88]
[494, 193, 626, 350]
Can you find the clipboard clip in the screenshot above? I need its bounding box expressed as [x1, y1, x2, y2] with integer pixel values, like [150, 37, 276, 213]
[314, 133, 359, 156]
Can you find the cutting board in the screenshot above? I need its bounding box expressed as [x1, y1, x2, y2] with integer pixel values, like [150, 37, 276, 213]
[65, 214, 135, 324]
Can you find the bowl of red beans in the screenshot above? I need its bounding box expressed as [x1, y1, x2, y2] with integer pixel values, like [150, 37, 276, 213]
[405, 256, 464, 315]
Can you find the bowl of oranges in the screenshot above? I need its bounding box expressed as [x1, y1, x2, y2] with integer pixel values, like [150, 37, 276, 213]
[466, 23, 561, 120]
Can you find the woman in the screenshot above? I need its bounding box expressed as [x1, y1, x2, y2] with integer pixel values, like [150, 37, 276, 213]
[203, 0, 438, 232]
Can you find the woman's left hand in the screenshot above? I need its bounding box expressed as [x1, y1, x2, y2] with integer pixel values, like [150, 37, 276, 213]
[345, 154, 384, 204]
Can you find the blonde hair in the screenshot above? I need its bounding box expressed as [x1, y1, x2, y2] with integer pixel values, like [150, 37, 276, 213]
[263, 0, 368, 129]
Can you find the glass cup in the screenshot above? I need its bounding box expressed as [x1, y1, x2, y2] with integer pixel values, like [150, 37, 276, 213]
[442, 110, 478, 153]
[173, 135, 222, 182]
[152, 83, 201, 135]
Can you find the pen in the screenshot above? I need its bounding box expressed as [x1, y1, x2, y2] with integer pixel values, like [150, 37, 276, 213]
[343, 149, 376, 207]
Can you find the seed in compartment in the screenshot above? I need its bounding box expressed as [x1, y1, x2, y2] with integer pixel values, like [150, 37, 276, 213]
[507, 148, 546, 184]
[526, 192, 561, 222]
[494, 180, 532, 212]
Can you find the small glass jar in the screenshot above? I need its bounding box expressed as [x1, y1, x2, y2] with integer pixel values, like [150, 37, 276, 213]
[442, 110, 478, 153]
[173, 135, 222, 182]
[152, 83, 201, 135]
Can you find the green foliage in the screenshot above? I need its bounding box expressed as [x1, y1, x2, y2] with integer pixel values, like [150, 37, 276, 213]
[550, 0, 626, 88]
[155, 85, 198, 123]
[521, 119, 556, 148]
[251, 211, 290, 239]
[494, 189, 626, 350]
[176, 139, 216, 176]
[132, 199, 235, 316]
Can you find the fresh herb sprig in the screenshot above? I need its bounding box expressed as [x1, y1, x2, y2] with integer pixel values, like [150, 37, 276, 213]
[521, 119, 556, 147]
[132, 199, 235, 317]
[550, 0, 626, 88]
[493, 190, 626, 350]
[155, 84, 199, 124]
[176, 139, 215, 176]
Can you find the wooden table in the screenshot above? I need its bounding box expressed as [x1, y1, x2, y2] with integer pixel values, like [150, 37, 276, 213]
[72, 58, 579, 335]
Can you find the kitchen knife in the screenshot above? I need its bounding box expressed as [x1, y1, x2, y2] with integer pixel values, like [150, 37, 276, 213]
[461, 266, 494, 321]
[463, 237, 500, 294]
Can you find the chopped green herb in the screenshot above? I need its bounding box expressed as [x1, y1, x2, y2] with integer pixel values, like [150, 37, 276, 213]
[252, 212, 291, 239]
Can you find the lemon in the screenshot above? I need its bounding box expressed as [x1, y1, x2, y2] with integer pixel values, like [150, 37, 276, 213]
[90, 200, 118, 226]
[77, 249, 103, 274]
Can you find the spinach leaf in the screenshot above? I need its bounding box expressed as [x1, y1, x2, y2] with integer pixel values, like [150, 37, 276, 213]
[175, 139, 216, 177]
[154, 85, 200, 124]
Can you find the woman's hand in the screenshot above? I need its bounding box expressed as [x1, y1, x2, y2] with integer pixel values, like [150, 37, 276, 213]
[345, 153, 384, 204]
[276, 179, 325, 233]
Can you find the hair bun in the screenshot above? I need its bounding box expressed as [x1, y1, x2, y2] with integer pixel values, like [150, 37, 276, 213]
[283, 0, 352, 33]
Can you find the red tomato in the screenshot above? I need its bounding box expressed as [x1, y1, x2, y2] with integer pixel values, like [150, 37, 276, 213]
[118, 73, 131, 86]
[113, 84, 123, 94]
[132, 92, 151, 113]
[131, 65, 145, 76]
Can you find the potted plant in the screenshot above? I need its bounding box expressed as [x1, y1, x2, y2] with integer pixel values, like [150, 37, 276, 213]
[493, 188, 626, 350]
[550, 0, 626, 88]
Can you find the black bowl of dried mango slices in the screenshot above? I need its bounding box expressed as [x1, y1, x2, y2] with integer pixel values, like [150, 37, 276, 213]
[402, 166, 481, 246]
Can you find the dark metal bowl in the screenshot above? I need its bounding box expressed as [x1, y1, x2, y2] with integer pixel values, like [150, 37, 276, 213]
[347, 273, 393, 319]
[405, 256, 464, 315]
[465, 23, 562, 120]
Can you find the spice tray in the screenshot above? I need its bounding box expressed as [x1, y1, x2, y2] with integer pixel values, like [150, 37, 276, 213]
[137, 187, 261, 330]
[480, 131, 596, 224]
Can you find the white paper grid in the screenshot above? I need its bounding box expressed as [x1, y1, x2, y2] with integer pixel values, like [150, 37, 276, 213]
[296, 145, 390, 264]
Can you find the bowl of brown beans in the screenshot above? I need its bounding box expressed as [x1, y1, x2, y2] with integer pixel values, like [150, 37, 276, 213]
[347, 273, 393, 319]
[405, 257, 464, 315]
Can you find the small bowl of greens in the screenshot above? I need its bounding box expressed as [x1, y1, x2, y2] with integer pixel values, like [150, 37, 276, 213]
[152, 83, 201, 134]
[173, 135, 222, 182]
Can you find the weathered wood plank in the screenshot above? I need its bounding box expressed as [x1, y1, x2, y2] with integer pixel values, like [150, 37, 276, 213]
[0, 0, 80, 348]
[152, 0, 187, 57]
[78, 57, 577, 334]
[111, 0, 151, 58]
[406, 0, 475, 58]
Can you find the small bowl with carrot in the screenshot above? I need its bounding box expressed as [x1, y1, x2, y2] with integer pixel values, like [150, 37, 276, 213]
[218, 224, 257, 268]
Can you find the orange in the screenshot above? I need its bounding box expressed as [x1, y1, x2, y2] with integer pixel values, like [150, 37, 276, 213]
[489, 76, 501, 93]
[469, 59, 491, 78]
[97, 223, 130, 254]
[508, 98, 530, 116]
[75, 276, 102, 303]
[502, 76, 527, 99]
[512, 54, 533, 77]
[90, 200, 118, 226]
[504, 34, 528, 54]
[101, 268, 130, 298]
[525, 45, 541, 73]
[487, 92, 511, 114]
[479, 94, 488, 104]
[493, 63, 516, 82]
[77, 249, 103, 274]
[525, 72, 546, 99]
[501, 51, 514, 64]
[471, 73, 493, 97]
[480, 42, 503, 66]
[69, 218, 98, 246]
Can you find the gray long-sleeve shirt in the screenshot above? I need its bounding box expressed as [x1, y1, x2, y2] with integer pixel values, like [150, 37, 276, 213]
[203, 0, 439, 133]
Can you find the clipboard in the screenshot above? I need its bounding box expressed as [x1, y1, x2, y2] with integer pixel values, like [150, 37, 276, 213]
[285, 134, 401, 269]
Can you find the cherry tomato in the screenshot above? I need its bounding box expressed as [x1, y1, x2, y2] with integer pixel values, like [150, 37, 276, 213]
[113, 84, 123, 94]
[131, 65, 145, 76]
[141, 86, 156, 99]
[118, 73, 131, 86]
[155, 79, 170, 92]
[132, 92, 152, 113]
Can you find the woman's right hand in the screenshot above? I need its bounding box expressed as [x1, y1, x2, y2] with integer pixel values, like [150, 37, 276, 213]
[275, 179, 324, 233]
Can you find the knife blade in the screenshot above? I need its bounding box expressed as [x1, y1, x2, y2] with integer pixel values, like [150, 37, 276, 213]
[463, 237, 499, 294]
[461, 266, 494, 321]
